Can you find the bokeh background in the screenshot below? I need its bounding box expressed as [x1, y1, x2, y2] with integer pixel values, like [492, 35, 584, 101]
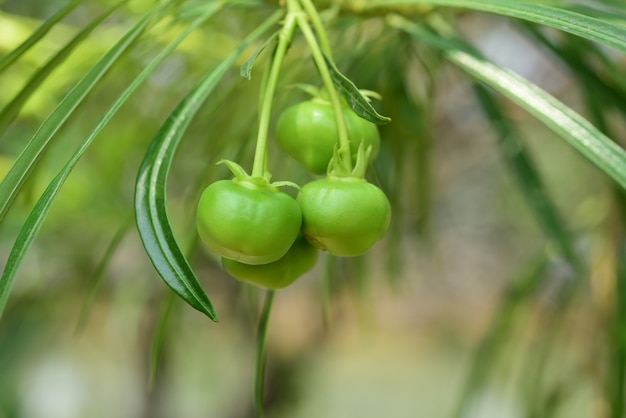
[0, 0, 623, 417]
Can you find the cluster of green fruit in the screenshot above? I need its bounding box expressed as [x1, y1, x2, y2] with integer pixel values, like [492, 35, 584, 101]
[196, 97, 391, 289]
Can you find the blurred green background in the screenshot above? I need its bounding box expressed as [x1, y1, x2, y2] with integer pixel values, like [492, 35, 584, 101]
[0, 0, 623, 417]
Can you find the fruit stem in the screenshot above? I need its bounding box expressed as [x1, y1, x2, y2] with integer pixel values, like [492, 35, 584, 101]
[251, 9, 295, 178]
[300, 0, 333, 59]
[255, 289, 275, 418]
[289, 0, 352, 172]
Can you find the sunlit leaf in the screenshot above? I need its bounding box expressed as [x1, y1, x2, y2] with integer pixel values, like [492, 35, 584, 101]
[0, 0, 81, 74]
[0, 3, 122, 137]
[0, 3, 218, 322]
[0, 3, 166, 225]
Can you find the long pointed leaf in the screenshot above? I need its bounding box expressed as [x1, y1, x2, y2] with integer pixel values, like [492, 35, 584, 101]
[390, 16, 626, 190]
[0, 3, 165, 225]
[134, 9, 284, 320]
[366, 0, 626, 55]
[0, 3, 219, 322]
[522, 23, 626, 117]
[0, 3, 123, 137]
[0, 0, 81, 74]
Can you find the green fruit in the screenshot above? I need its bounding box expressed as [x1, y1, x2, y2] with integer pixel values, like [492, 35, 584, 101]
[197, 179, 302, 264]
[276, 99, 380, 175]
[222, 235, 318, 289]
[297, 177, 391, 257]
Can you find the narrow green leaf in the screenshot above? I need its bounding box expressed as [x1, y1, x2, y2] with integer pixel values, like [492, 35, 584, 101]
[322, 54, 391, 125]
[240, 30, 279, 80]
[134, 10, 284, 320]
[390, 16, 626, 190]
[365, 0, 626, 55]
[0, 3, 123, 138]
[0, 4, 165, 225]
[0, 3, 220, 323]
[474, 85, 581, 271]
[0, 0, 81, 74]
[522, 23, 626, 116]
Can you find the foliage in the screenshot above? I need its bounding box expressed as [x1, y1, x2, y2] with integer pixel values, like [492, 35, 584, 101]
[0, 0, 625, 416]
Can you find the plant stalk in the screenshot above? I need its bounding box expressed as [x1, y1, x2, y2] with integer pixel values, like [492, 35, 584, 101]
[251, 9, 294, 178]
[289, 0, 352, 172]
[300, 0, 333, 59]
[255, 290, 275, 418]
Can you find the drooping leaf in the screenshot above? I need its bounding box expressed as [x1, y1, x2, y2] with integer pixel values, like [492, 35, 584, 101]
[323, 54, 391, 125]
[391, 16, 626, 190]
[0, 3, 167, 225]
[134, 9, 284, 320]
[365, 0, 626, 55]
[240, 29, 279, 80]
[0, 2, 123, 138]
[0, 0, 81, 74]
[0, 3, 220, 323]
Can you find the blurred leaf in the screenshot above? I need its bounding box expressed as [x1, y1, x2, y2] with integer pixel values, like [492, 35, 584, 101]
[75, 216, 133, 334]
[255, 289, 275, 416]
[240, 29, 279, 80]
[149, 290, 177, 388]
[0, 3, 218, 323]
[390, 16, 626, 191]
[134, 9, 284, 320]
[323, 53, 391, 125]
[0, 0, 81, 74]
[474, 85, 581, 272]
[453, 254, 548, 418]
[611, 214, 626, 418]
[366, 0, 626, 55]
[522, 23, 626, 119]
[0, 2, 123, 138]
[0, 3, 166, 225]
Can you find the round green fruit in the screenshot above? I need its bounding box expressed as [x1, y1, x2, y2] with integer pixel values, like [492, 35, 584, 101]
[197, 180, 302, 265]
[222, 235, 318, 289]
[297, 177, 391, 257]
[276, 99, 380, 175]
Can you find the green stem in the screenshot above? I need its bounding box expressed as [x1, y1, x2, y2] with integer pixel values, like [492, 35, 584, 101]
[255, 290, 275, 418]
[251, 9, 295, 178]
[300, 0, 333, 59]
[289, 0, 352, 171]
